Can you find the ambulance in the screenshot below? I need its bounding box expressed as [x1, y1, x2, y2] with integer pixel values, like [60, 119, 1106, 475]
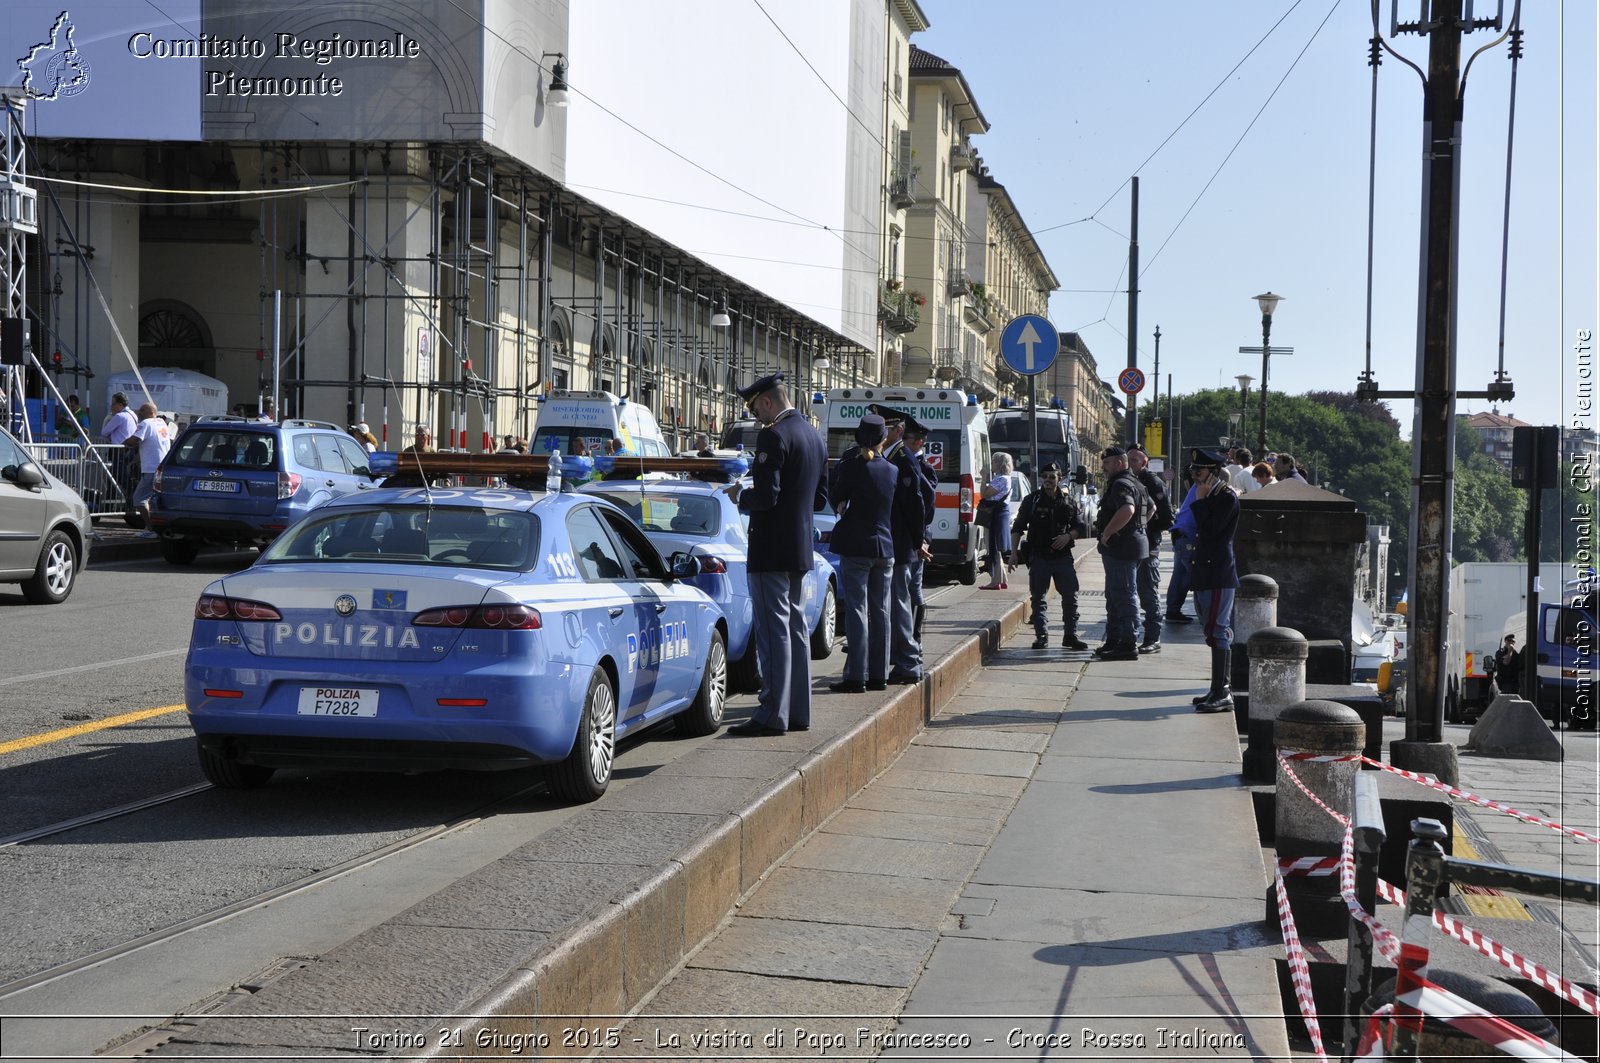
[814, 387, 991, 585]
[531, 391, 672, 457]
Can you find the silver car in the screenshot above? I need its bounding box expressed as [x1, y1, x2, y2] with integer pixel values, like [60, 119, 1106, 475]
[0, 426, 92, 603]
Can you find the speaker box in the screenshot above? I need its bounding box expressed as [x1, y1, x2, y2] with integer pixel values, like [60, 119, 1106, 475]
[0, 316, 27, 366]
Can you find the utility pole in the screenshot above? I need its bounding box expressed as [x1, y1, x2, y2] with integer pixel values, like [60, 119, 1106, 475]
[1151, 324, 1161, 440]
[1125, 176, 1138, 447]
[1392, 0, 1502, 784]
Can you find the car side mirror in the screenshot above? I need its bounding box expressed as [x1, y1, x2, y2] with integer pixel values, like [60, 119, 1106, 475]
[1071, 465, 1089, 485]
[4, 462, 44, 488]
[669, 551, 700, 580]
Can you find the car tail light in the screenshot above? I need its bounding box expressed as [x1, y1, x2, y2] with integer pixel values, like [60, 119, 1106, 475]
[959, 473, 974, 523]
[277, 471, 302, 499]
[697, 556, 728, 574]
[413, 604, 543, 629]
[195, 595, 283, 621]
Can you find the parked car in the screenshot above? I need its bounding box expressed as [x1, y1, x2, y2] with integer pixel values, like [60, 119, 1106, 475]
[150, 416, 383, 565]
[0, 426, 92, 603]
[581, 478, 836, 691]
[183, 486, 727, 800]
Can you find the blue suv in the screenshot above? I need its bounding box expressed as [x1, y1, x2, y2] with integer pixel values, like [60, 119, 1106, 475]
[149, 417, 380, 564]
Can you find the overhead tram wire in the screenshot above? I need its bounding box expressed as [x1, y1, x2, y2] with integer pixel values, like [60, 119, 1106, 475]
[1138, 0, 1344, 281]
[1029, 0, 1311, 240]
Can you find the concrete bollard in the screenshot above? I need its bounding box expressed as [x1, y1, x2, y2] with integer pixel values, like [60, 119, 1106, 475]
[1232, 574, 1279, 693]
[1271, 699, 1366, 937]
[1243, 626, 1308, 783]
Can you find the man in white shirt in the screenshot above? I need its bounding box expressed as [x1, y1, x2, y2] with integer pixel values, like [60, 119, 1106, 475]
[100, 392, 138, 444]
[1229, 447, 1258, 493]
[124, 403, 173, 520]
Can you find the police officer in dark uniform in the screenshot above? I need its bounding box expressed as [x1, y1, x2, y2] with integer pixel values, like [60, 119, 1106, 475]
[884, 408, 936, 682]
[1127, 444, 1174, 654]
[1013, 463, 1086, 651]
[725, 373, 828, 736]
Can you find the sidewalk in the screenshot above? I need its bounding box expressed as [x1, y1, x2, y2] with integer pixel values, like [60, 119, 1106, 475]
[604, 552, 1294, 1060]
[606, 554, 1600, 1061]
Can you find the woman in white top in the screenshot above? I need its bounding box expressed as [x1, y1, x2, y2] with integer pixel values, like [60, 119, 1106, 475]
[978, 452, 1014, 589]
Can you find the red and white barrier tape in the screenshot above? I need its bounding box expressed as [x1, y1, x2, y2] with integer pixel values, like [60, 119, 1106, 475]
[1281, 751, 1363, 763]
[1339, 827, 1401, 962]
[1279, 854, 1341, 877]
[1376, 878, 1600, 1016]
[1276, 752, 1350, 827]
[1361, 756, 1600, 845]
[1397, 976, 1581, 1061]
[1273, 869, 1330, 1062]
[1352, 1003, 1392, 1059]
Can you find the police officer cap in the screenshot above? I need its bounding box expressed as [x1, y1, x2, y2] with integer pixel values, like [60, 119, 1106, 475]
[1039, 462, 1061, 475]
[1100, 445, 1126, 458]
[735, 371, 786, 402]
[855, 413, 887, 447]
[867, 403, 905, 425]
[1190, 447, 1228, 469]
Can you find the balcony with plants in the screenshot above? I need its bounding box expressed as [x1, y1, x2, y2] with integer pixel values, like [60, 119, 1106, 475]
[963, 281, 994, 330]
[878, 279, 924, 335]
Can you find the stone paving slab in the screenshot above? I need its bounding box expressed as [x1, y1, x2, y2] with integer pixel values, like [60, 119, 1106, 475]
[890, 743, 1039, 779]
[687, 917, 937, 988]
[884, 1010, 1288, 1060]
[847, 785, 1018, 821]
[598, 968, 905, 1061]
[785, 830, 987, 883]
[946, 883, 1279, 956]
[872, 765, 1032, 799]
[913, 728, 1051, 754]
[738, 866, 964, 931]
[820, 806, 1008, 847]
[978, 767, 1264, 899]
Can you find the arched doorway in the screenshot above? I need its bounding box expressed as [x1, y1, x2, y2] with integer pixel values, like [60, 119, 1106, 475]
[138, 300, 215, 377]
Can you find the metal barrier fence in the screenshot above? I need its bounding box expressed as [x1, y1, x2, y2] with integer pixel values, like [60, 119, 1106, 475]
[22, 442, 132, 519]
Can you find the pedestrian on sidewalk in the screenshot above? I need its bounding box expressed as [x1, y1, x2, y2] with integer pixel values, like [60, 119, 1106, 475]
[124, 402, 172, 526]
[978, 452, 1013, 589]
[1092, 447, 1149, 661]
[828, 414, 897, 694]
[1128, 445, 1173, 653]
[886, 409, 936, 683]
[1229, 447, 1257, 493]
[1013, 463, 1086, 651]
[1165, 474, 1199, 625]
[1188, 448, 1242, 712]
[726, 372, 828, 735]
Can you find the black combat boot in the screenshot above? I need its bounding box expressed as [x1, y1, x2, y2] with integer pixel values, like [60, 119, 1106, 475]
[1195, 647, 1234, 712]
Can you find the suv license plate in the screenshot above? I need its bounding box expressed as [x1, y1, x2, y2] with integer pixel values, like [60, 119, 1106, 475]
[193, 479, 239, 493]
[296, 687, 378, 717]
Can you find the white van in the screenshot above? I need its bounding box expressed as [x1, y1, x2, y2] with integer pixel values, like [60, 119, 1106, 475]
[815, 387, 990, 585]
[531, 391, 672, 457]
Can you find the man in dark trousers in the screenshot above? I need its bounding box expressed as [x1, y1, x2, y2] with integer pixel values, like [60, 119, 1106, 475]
[725, 373, 828, 736]
[885, 409, 936, 683]
[1093, 446, 1149, 661]
[1013, 463, 1086, 651]
[1127, 445, 1174, 654]
[1188, 447, 1243, 712]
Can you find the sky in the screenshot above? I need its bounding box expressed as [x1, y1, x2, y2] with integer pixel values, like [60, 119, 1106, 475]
[568, 0, 1596, 435]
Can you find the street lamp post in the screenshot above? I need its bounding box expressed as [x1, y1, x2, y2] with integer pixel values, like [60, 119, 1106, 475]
[1234, 374, 1253, 447]
[1253, 292, 1281, 453]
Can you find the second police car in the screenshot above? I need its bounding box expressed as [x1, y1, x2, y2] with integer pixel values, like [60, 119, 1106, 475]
[183, 482, 728, 802]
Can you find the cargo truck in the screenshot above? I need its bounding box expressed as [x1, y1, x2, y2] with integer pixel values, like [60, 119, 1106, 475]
[1444, 561, 1597, 728]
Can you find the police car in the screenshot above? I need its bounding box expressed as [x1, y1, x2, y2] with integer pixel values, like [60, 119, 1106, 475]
[183, 484, 727, 801]
[581, 477, 837, 692]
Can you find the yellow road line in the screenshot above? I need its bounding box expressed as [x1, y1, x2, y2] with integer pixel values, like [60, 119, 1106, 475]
[0, 704, 187, 756]
[1453, 821, 1532, 921]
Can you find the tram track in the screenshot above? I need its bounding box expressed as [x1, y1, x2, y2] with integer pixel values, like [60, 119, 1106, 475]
[0, 775, 552, 1001]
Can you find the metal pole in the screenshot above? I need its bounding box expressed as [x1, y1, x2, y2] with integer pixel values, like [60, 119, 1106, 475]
[1258, 313, 1270, 454]
[1126, 176, 1138, 447]
[1151, 324, 1161, 449]
[1341, 773, 1385, 1062]
[271, 289, 281, 415]
[1404, 0, 1465, 753]
[1390, 818, 1449, 1061]
[1027, 374, 1037, 478]
[1522, 431, 1543, 706]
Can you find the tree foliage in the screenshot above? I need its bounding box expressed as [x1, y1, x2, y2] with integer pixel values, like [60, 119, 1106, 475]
[1139, 390, 1548, 572]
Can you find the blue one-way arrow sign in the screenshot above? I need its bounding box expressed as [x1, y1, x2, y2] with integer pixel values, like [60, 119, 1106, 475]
[999, 314, 1059, 376]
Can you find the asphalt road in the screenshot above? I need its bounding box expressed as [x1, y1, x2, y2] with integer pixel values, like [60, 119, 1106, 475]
[0, 549, 862, 1060]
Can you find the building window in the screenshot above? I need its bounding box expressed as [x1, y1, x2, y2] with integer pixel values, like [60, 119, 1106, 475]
[893, 39, 902, 100]
[888, 228, 901, 278]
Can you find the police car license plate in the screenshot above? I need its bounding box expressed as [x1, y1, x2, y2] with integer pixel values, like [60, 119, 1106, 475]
[296, 687, 378, 717]
[193, 479, 239, 493]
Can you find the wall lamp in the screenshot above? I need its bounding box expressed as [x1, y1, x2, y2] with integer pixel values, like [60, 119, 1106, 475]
[711, 291, 732, 329]
[542, 52, 569, 108]
[813, 349, 832, 370]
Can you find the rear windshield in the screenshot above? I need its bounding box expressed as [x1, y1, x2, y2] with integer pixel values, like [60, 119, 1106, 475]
[259, 506, 539, 569]
[586, 489, 721, 537]
[825, 428, 968, 485]
[990, 415, 1072, 446]
[532, 427, 672, 458]
[172, 428, 276, 469]
[719, 422, 762, 450]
